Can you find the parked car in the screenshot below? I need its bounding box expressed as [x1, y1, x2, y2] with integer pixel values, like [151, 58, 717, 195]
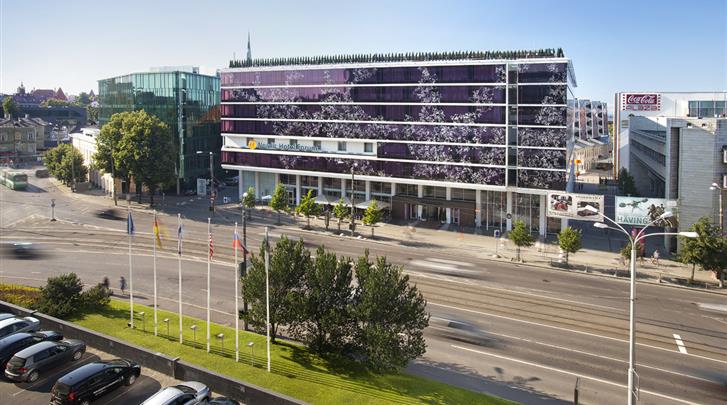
[0, 316, 40, 339]
[0, 313, 15, 322]
[0, 330, 63, 369]
[50, 358, 141, 405]
[141, 381, 211, 405]
[4, 339, 85, 382]
[207, 397, 240, 405]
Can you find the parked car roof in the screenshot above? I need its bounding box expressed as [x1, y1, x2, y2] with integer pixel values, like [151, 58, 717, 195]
[56, 362, 107, 385]
[13, 340, 56, 358]
[142, 387, 186, 404]
[0, 313, 15, 322]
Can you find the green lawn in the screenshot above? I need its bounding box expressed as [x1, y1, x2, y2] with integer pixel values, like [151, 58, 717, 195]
[69, 300, 513, 405]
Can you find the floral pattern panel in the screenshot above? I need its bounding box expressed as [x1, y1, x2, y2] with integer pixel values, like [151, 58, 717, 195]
[517, 149, 566, 169]
[517, 85, 566, 105]
[516, 63, 567, 83]
[378, 143, 506, 165]
[518, 106, 567, 126]
[517, 169, 566, 190]
[517, 127, 567, 148]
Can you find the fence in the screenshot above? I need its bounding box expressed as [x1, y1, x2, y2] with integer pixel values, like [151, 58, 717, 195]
[0, 300, 308, 405]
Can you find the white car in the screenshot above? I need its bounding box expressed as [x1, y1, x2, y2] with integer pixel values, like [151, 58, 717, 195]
[0, 316, 40, 339]
[141, 381, 211, 405]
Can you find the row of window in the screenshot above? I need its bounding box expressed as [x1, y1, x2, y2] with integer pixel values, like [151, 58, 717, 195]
[688, 100, 727, 118]
[631, 140, 666, 165]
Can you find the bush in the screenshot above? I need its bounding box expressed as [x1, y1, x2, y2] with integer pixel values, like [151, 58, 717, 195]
[35, 273, 84, 318]
[81, 284, 110, 310]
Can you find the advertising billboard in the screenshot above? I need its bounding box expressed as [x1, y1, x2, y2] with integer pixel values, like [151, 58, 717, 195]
[620, 93, 661, 112]
[615, 197, 677, 227]
[547, 192, 604, 221]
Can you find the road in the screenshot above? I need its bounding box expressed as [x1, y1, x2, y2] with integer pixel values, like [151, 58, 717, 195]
[1, 170, 726, 404]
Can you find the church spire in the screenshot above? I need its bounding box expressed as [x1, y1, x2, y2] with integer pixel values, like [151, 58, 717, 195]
[246, 31, 252, 64]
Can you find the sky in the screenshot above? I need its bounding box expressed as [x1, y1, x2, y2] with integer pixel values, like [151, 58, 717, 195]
[2, 0, 725, 112]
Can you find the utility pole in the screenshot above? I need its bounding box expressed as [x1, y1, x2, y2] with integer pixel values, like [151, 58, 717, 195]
[711, 182, 724, 232]
[241, 196, 248, 330]
[350, 166, 355, 237]
[209, 152, 215, 214]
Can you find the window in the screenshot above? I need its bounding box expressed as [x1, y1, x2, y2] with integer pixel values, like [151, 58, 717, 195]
[337, 141, 347, 151]
[364, 142, 373, 153]
[313, 140, 321, 149]
[289, 139, 298, 146]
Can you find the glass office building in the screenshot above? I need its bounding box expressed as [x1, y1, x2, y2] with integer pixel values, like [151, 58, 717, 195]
[220, 51, 576, 234]
[98, 68, 220, 189]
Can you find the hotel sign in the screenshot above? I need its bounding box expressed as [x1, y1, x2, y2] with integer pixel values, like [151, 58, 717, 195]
[248, 143, 322, 153]
[621, 93, 661, 111]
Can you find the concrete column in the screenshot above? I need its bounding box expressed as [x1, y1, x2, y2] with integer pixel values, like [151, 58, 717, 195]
[318, 176, 324, 196]
[238, 170, 244, 199]
[365, 181, 371, 201]
[475, 189, 482, 227]
[416, 184, 424, 220]
[295, 175, 301, 205]
[254, 172, 260, 198]
[390, 182, 396, 196]
[506, 190, 513, 231]
[340, 178, 346, 198]
[561, 218, 569, 231]
[445, 187, 452, 224]
[539, 194, 547, 237]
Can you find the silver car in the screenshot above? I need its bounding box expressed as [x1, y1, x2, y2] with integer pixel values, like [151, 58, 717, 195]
[141, 381, 211, 405]
[429, 315, 492, 345]
[0, 316, 40, 339]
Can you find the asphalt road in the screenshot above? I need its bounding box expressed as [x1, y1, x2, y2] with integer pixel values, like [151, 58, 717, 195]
[1, 170, 726, 405]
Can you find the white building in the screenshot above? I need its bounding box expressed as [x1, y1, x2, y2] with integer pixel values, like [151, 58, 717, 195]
[70, 127, 115, 193]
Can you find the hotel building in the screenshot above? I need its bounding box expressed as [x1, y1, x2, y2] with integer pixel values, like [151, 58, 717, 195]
[220, 50, 577, 235]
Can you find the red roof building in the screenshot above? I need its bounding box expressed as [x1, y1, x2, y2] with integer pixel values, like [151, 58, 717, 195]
[54, 87, 67, 101]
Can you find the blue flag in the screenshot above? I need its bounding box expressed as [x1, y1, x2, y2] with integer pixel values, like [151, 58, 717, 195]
[127, 211, 135, 235]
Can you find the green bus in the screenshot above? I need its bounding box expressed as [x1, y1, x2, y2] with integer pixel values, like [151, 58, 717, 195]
[0, 169, 28, 190]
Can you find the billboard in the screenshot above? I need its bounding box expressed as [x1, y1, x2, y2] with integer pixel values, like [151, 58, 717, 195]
[547, 192, 604, 221]
[620, 93, 661, 112]
[615, 197, 677, 227]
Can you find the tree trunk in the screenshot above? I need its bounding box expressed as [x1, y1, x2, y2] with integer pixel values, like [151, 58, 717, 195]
[516, 246, 521, 262]
[565, 251, 569, 266]
[690, 264, 695, 284]
[277, 211, 281, 225]
[149, 186, 155, 206]
[337, 218, 341, 232]
[720, 271, 724, 288]
[371, 226, 375, 239]
[307, 215, 310, 229]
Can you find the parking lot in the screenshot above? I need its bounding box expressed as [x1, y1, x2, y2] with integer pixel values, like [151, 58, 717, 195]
[0, 346, 186, 404]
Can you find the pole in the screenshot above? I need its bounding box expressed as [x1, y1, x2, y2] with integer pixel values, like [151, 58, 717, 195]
[112, 156, 117, 206]
[209, 152, 214, 214]
[265, 226, 271, 372]
[628, 238, 637, 405]
[234, 222, 240, 362]
[206, 217, 211, 353]
[50, 199, 56, 222]
[242, 208, 248, 331]
[71, 151, 75, 192]
[719, 189, 724, 232]
[350, 168, 355, 237]
[153, 211, 158, 336]
[128, 201, 134, 329]
[177, 214, 183, 344]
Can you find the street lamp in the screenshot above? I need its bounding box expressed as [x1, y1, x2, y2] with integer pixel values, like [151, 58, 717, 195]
[710, 182, 724, 231]
[197, 151, 215, 213]
[588, 205, 697, 405]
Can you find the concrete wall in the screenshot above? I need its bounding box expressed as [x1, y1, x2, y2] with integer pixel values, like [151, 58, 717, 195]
[0, 301, 308, 405]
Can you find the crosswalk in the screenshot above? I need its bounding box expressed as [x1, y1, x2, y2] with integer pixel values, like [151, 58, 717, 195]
[408, 257, 480, 277]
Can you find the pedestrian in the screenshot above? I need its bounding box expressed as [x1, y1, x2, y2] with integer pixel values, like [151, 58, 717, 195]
[119, 276, 126, 295]
[652, 249, 660, 266]
[102, 276, 110, 290]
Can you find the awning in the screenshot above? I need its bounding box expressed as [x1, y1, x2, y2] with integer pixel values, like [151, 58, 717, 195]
[355, 199, 390, 210]
[314, 194, 335, 205]
[261, 195, 272, 201]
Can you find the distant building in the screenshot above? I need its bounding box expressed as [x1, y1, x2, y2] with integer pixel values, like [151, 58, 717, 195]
[0, 116, 49, 164]
[70, 126, 115, 193]
[572, 99, 610, 174]
[8, 83, 87, 127]
[54, 87, 67, 101]
[98, 67, 221, 191]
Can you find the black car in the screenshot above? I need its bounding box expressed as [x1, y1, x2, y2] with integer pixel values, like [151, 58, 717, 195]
[5, 339, 86, 382]
[50, 359, 141, 405]
[207, 397, 240, 405]
[0, 330, 63, 369]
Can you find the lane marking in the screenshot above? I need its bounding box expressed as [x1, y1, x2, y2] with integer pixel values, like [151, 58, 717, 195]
[451, 344, 701, 405]
[427, 257, 474, 267]
[409, 259, 478, 275]
[673, 334, 688, 354]
[429, 301, 727, 366]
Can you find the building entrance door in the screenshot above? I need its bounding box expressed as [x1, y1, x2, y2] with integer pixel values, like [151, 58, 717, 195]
[452, 208, 460, 225]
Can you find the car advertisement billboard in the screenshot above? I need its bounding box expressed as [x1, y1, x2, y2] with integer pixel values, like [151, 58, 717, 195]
[547, 192, 604, 221]
[615, 197, 677, 227]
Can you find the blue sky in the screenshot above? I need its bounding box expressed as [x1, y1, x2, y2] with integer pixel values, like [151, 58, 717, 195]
[2, 0, 725, 111]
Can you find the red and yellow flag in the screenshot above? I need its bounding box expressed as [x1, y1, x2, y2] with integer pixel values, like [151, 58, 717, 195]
[153, 217, 162, 249]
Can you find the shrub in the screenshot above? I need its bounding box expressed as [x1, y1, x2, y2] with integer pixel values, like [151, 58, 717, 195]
[35, 273, 84, 318]
[81, 284, 110, 310]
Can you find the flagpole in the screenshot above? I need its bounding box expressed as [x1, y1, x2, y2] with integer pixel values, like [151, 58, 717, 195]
[206, 217, 211, 353]
[153, 210, 158, 336]
[128, 200, 134, 329]
[234, 222, 239, 362]
[177, 213, 183, 344]
[265, 226, 271, 372]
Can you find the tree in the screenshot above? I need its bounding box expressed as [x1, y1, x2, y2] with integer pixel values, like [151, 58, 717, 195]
[240, 236, 309, 343]
[620, 241, 644, 263]
[557, 226, 582, 266]
[40, 98, 74, 107]
[618, 168, 638, 196]
[508, 220, 534, 262]
[352, 251, 429, 372]
[290, 246, 353, 353]
[35, 273, 84, 318]
[678, 217, 727, 287]
[270, 183, 288, 225]
[333, 198, 349, 233]
[76, 92, 91, 106]
[2, 97, 19, 118]
[295, 189, 321, 229]
[44, 144, 87, 187]
[86, 105, 99, 123]
[362, 200, 383, 238]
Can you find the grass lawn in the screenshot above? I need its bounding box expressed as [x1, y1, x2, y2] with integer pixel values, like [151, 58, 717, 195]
[67, 300, 513, 405]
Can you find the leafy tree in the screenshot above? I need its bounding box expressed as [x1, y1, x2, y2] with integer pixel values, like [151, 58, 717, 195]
[678, 217, 727, 287]
[86, 105, 99, 123]
[40, 98, 74, 107]
[362, 200, 383, 238]
[618, 168, 638, 196]
[240, 236, 309, 343]
[94, 112, 133, 197]
[352, 251, 429, 372]
[557, 226, 582, 266]
[620, 241, 644, 263]
[242, 186, 256, 208]
[295, 189, 321, 229]
[333, 198, 349, 233]
[81, 283, 110, 310]
[508, 220, 534, 262]
[44, 144, 87, 187]
[270, 183, 288, 225]
[2, 97, 19, 118]
[35, 273, 84, 318]
[290, 246, 353, 353]
[76, 92, 91, 106]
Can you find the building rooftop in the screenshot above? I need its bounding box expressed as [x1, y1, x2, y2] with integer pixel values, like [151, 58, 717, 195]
[229, 48, 565, 68]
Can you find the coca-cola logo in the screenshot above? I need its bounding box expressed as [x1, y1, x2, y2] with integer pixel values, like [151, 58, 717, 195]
[626, 94, 658, 105]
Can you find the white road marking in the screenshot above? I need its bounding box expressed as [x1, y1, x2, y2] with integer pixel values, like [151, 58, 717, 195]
[427, 257, 474, 267]
[451, 344, 701, 405]
[673, 334, 688, 354]
[429, 301, 727, 366]
[409, 259, 478, 275]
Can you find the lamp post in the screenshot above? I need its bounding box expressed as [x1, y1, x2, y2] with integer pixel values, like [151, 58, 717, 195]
[197, 151, 215, 213]
[710, 182, 724, 232]
[589, 206, 697, 405]
[241, 193, 248, 331]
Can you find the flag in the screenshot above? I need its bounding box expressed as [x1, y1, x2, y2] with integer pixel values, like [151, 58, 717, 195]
[233, 230, 249, 255]
[153, 217, 162, 249]
[208, 231, 214, 259]
[127, 211, 135, 235]
[177, 222, 183, 256]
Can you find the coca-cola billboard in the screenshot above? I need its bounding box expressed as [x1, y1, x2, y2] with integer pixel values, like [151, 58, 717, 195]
[621, 93, 661, 111]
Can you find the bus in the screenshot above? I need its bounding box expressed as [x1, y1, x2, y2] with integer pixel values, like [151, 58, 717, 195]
[0, 169, 28, 190]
